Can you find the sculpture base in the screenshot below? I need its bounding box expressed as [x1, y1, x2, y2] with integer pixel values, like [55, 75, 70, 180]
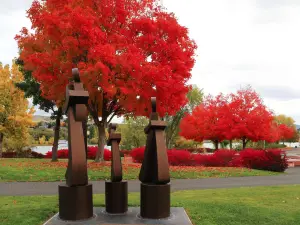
[140, 183, 170, 219]
[105, 181, 128, 214]
[43, 207, 192, 225]
[58, 184, 93, 221]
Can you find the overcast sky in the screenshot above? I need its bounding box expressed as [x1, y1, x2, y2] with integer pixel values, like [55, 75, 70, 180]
[1, 0, 300, 123]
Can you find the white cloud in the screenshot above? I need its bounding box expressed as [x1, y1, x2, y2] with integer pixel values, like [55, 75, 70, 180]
[1, 0, 300, 123]
[164, 0, 300, 123]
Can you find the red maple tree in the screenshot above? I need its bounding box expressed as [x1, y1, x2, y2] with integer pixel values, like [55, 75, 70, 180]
[16, 0, 197, 161]
[264, 122, 281, 143]
[278, 124, 296, 143]
[228, 87, 273, 149]
[180, 87, 274, 150]
[179, 94, 230, 150]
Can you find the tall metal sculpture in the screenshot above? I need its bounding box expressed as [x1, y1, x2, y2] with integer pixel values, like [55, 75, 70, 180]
[105, 123, 128, 214]
[58, 68, 93, 221]
[139, 97, 171, 219]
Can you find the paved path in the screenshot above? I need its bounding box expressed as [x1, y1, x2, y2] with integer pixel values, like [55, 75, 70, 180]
[1, 168, 300, 196]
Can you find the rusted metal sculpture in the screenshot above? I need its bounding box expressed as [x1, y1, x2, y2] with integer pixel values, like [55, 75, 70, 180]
[105, 123, 128, 214]
[58, 68, 93, 221]
[139, 97, 171, 219]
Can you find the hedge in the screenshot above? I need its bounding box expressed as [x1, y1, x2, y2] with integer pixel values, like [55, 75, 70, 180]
[2, 150, 44, 159]
[130, 147, 288, 172]
[45, 146, 111, 161]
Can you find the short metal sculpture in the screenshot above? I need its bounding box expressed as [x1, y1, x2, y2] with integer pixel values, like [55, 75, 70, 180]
[105, 123, 128, 214]
[58, 68, 93, 221]
[139, 97, 171, 219]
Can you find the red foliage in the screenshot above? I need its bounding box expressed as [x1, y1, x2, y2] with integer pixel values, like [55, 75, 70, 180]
[129, 147, 287, 172]
[180, 87, 274, 150]
[180, 94, 230, 148]
[228, 87, 274, 146]
[213, 150, 237, 166]
[16, 0, 197, 118]
[278, 124, 296, 142]
[265, 122, 281, 143]
[2, 150, 44, 158]
[167, 149, 192, 166]
[129, 146, 146, 163]
[192, 150, 237, 167]
[45, 147, 111, 161]
[87, 146, 111, 161]
[238, 149, 287, 172]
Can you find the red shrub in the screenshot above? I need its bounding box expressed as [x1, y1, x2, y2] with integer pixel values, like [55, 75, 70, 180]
[2, 152, 17, 158]
[30, 151, 45, 158]
[3, 151, 44, 158]
[238, 148, 287, 172]
[168, 149, 192, 166]
[192, 150, 236, 167]
[130, 147, 193, 166]
[128, 146, 287, 172]
[45, 147, 112, 161]
[213, 149, 237, 167]
[130, 147, 145, 163]
[87, 146, 111, 161]
[193, 154, 212, 166]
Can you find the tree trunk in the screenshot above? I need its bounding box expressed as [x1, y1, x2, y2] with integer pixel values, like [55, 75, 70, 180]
[95, 122, 106, 162]
[229, 140, 233, 149]
[213, 140, 219, 150]
[242, 138, 247, 149]
[51, 108, 62, 162]
[0, 133, 3, 158]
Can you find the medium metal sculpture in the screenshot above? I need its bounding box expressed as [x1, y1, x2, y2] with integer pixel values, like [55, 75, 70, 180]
[105, 123, 128, 214]
[58, 68, 93, 221]
[139, 97, 171, 219]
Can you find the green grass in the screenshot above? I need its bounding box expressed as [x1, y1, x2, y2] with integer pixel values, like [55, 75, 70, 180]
[1, 185, 300, 225]
[0, 158, 279, 182]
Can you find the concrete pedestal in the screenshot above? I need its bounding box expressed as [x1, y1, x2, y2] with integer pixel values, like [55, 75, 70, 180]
[44, 207, 192, 225]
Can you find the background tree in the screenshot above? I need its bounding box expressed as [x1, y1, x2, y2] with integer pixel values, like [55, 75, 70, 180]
[228, 87, 273, 149]
[15, 59, 62, 161]
[16, 0, 197, 161]
[274, 114, 296, 128]
[164, 85, 203, 148]
[179, 94, 229, 150]
[274, 114, 297, 143]
[278, 124, 296, 144]
[0, 61, 34, 157]
[118, 116, 148, 150]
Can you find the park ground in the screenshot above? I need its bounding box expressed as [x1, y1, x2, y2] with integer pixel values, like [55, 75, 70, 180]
[0, 158, 278, 182]
[1, 185, 300, 225]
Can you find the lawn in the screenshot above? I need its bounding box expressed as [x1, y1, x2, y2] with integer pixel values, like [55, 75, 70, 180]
[1, 185, 300, 225]
[0, 158, 279, 182]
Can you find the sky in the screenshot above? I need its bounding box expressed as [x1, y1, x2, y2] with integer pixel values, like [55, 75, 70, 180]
[1, 0, 300, 123]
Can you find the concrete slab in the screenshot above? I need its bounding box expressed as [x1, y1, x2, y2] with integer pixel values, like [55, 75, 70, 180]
[44, 207, 192, 225]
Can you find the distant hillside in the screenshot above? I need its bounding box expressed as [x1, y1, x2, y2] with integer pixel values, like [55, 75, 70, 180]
[32, 115, 52, 123]
[296, 124, 300, 130]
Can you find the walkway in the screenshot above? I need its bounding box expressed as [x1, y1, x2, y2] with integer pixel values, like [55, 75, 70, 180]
[1, 168, 300, 196]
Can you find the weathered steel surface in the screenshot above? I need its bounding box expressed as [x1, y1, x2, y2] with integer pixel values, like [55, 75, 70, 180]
[59, 68, 93, 221]
[139, 97, 170, 184]
[105, 181, 128, 214]
[63, 68, 89, 187]
[107, 123, 123, 182]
